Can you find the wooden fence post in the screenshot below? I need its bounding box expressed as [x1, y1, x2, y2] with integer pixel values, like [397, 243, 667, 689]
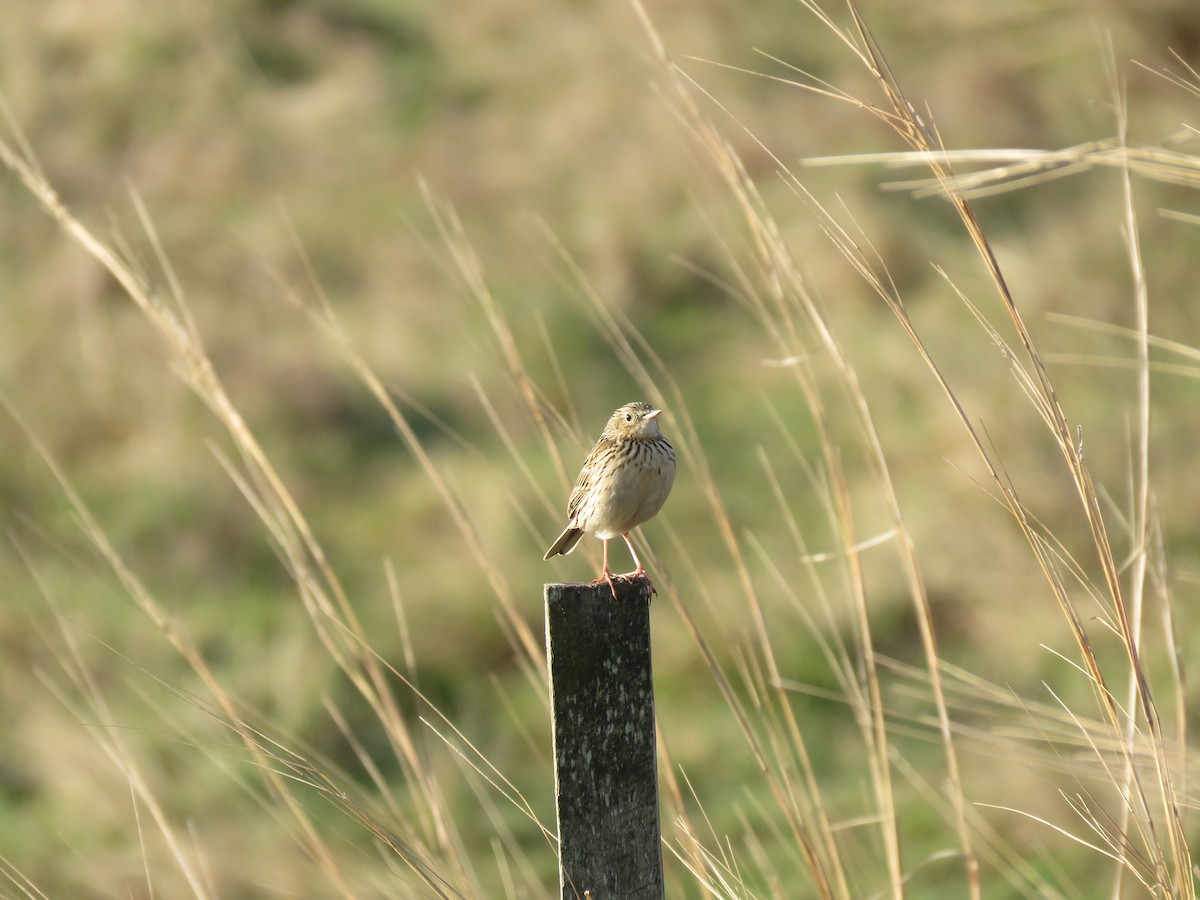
[545, 578, 664, 900]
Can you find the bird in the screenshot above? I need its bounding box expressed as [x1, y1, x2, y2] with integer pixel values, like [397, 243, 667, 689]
[544, 401, 676, 598]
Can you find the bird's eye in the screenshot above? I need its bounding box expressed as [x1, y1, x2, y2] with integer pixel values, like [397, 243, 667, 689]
[624, 413, 634, 422]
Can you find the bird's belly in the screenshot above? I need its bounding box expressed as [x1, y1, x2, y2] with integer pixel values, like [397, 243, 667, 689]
[587, 459, 675, 539]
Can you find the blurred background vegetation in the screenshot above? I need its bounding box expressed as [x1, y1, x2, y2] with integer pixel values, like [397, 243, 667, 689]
[3, 0, 1200, 896]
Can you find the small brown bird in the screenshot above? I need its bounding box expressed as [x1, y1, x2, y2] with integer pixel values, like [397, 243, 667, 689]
[544, 401, 676, 597]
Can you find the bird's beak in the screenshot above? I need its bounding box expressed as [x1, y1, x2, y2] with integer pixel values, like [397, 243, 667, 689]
[644, 408, 662, 421]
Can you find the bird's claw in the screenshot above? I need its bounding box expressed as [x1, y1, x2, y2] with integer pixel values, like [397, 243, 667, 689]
[591, 568, 620, 600]
[592, 568, 656, 601]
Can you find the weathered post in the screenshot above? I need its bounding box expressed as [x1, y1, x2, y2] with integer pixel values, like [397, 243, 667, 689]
[545, 578, 664, 900]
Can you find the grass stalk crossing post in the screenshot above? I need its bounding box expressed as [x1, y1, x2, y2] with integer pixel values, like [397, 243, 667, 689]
[545, 578, 664, 900]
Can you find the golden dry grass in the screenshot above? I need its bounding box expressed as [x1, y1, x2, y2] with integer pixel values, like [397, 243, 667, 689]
[2, 0, 1200, 897]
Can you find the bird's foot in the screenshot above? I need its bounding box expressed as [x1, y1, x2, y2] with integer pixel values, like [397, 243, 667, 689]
[615, 565, 656, 598]
[591, 568, 620, 600]
[592, 566, 656, 600]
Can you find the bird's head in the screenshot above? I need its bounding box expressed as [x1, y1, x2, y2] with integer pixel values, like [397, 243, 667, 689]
[603, 401, 664, 441]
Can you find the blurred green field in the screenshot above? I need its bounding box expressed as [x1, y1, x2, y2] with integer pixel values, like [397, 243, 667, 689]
[3, 0, 1200, 896]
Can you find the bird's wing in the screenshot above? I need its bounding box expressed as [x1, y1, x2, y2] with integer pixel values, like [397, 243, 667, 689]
[565, 463, 592, 522]
[565, 438, 611, 521]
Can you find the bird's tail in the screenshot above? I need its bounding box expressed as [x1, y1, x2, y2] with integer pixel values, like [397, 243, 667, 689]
[543, 526, 586, 560]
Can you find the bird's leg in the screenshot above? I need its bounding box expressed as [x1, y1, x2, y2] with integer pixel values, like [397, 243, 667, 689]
[617, 533, 655, 596]
[590, 537, 619, 600]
